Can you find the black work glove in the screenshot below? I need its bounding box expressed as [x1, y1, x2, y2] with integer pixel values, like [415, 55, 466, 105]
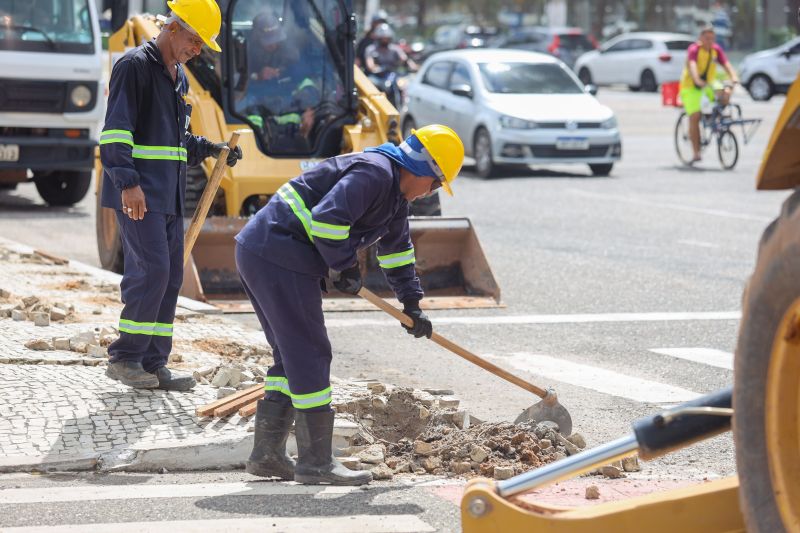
[332, 264, 362, 295]
[402, 301, 432, 339]
[210, 143, 243, 167]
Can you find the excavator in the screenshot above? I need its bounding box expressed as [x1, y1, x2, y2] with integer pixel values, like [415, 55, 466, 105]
[461, 45, 800, 533]
[95, 0, 500, 311]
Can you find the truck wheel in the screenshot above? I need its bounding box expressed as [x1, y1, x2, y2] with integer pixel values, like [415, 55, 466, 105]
[735, 190, 800, 533]
[34, 170, 92, 206]
[95, 178, 124, 273]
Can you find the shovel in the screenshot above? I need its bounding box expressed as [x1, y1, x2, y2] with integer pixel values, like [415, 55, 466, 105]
[358, 287, 573, 435]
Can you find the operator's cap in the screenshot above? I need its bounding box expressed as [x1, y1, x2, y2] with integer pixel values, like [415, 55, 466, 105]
[253, 12, 286, 47]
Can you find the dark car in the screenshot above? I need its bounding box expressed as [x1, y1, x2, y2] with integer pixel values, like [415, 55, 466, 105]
[492, 26, 596, 70]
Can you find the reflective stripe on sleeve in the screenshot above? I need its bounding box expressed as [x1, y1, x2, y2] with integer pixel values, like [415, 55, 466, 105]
[99, 129, 134, 146]
[132, 145, 188, 162]
[377, 247, 415, 269]
[118, 319, 173, 337]
[310, 220, 350, 241]
[276, 183, 313, 241]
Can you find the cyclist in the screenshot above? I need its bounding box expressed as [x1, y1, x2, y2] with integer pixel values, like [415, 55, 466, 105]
[679, 26, 739, 164]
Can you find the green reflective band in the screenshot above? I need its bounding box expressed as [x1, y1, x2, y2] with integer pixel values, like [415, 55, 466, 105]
[132, 145, 188, 161]
[377, 248, 415, 269]
[275, 113, 301, 125]
[310, 219, 350, 241]
[118, 319, 173, 337]
[291, 386, 332, 410]
[295, 77, 316, 93]
[247, 114, 264, 128]
[99, 129, 134, 146]
[264, 376, 291, 397]
[276, 183, 313, 241]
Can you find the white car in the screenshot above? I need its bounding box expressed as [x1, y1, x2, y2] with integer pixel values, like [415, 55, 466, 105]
[739, 37, 800, 101]
[403, 49, 621, 178]
[574, 32, 694, 92]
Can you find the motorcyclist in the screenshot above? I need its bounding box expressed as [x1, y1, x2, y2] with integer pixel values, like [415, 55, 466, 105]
[364, 24, 417, 107]
[356, 9, 388, 72]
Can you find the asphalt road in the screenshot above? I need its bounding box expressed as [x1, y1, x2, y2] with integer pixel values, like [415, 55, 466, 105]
[0, 87, 789, 504]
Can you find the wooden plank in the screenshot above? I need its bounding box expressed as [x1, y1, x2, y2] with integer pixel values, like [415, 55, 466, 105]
[195, 384, 262, 417]
[238, 400, 259, 418]
[213, 387, 264, 418]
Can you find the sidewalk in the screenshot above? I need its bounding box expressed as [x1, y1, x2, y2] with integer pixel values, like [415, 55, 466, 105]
[0, 237, 368, 473]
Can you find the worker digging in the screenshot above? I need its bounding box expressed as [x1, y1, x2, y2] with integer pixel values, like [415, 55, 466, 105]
[99, 0, 242, 391]
[235, 124, 464, 486]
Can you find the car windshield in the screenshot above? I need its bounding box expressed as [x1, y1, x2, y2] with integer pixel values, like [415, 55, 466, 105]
[478, 62, 584, 94]
[558, 34, 593, 52]
[666, 40, 693, 51]
[230, 0, 350, 157]
[0, 0, 94, 54]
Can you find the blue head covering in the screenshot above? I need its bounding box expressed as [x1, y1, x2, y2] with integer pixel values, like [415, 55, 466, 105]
[365, 135, 442, 179]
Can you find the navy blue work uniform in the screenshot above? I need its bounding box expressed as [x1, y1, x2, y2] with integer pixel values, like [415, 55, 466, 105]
[100, 40, 215, 372]
[235, 152, 423, 412]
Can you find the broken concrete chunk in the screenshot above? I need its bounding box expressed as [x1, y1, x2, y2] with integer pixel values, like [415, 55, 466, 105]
[25, 339, 52, 351]
[367, 382, 386, 394]
[418, 405, 430, 420]
[21, 296, 39, 308]
[621, 456, 640, 472]
[452, 410, 470, 430]
[585, 485, 600, 500]
[211, 367, 241, 388]
[370, 463, 394, 480]
[540, 439, 552, 449]
[193, 366, 216, 379]
[238, 380, 258, 390]
[11, 309, 26, 321]
[411, 390, 435, 407]
[493, 466, 515, 480]
[32, 312, 50, 327]
[555, 434, 580, 456]
[451, 461, 472, 475]
[52, 337, 71, 351]
[601, 465, 624, 479]
[0, 288, 10, 299]
[567, 433, 587, 449]
[217, 387, 237, 399]
[419, 456, 442, 473]
[0, 305, 13, 318]
[469, 444, 490, 463]
[339, 456, 361, 470]
[240, 370, 255, 382]
[422, 388, 454, 396]
[371, 396, 388, 411]
[413, 440, 434, 457]
[50, 307, 67, 321]
[356, 444, 385, 465]
[72, 331, 98, 345]
[392, 460, 411, 474]
[437, 396, 460, 409]
[69, 340, 88, 353]
[86, 344, 107, 358]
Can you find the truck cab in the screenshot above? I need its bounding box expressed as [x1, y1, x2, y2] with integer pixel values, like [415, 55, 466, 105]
[0, 0, 104, 206]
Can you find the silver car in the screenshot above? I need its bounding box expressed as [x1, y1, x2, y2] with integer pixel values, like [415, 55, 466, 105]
[403, 49, 621, 178]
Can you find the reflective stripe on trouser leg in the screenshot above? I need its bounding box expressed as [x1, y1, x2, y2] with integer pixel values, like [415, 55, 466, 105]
[235, 244, 332, 412]
[142, 215, 183, 373]
[108, 212, 174, 365]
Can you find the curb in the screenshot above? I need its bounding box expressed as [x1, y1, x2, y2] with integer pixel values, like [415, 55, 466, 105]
[0, 453, 100, 473]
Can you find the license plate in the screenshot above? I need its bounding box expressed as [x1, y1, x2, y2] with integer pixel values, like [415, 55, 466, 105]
[0, 144, 20, 162]
[555, 137, 589, 150]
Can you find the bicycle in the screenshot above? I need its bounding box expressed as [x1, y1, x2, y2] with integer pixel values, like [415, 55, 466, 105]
[673, 88, 762, 170]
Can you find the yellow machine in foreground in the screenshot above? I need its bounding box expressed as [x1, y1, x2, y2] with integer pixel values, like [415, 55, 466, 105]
[95, 0, 499, 310]
[461, 78, 800, 533]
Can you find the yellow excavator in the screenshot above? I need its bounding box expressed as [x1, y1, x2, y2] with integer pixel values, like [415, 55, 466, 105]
[460, 61, 800, 533]
[95, 0, 500, 311]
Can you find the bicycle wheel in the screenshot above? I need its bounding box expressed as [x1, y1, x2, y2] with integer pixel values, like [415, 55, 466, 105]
[674, 113, 694, 165]
[717, 130, 739, 170]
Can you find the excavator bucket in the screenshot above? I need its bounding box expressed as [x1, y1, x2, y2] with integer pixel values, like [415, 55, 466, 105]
[181, 216, 501, 311]
[756, 75, 800, 190]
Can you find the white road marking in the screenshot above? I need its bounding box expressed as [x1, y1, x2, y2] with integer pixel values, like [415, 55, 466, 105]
[649, 347, 734, 370]
[488, 352, 701, 404]
[324, 311, 741, 328]
[568, 189, 773, 222]
[0, 482, 354, 505]
[0, 515, 434, 533]
[677, 239, 720, 249]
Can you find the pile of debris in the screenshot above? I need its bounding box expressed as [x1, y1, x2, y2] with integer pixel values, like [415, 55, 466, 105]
[23, 326, 117, 361]
[185, 339, 274, 399]
[0, 291, 76, 326]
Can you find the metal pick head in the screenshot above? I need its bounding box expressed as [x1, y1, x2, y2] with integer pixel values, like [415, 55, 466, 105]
[514, 400, 573, 436]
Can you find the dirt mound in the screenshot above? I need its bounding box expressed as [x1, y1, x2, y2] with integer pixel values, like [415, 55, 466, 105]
[191, 338, 272, 361]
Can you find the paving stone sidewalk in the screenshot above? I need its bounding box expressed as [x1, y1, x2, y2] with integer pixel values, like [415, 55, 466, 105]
[0, 238, 365, 472]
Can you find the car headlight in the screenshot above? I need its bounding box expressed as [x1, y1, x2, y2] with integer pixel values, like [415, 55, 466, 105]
[499, 115, 537, 129]
[70, 85, 92, 108]
[601, 116, 618, 129]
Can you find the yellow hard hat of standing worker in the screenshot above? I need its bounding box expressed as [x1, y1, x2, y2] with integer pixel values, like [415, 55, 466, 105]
[411, 124, 464, 196]
[167, 0, 222, 52]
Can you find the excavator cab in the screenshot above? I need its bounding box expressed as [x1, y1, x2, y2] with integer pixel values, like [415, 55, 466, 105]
[96, 0, 500, 310]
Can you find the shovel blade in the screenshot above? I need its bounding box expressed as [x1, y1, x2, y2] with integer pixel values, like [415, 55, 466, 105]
[515, 400, 573, 436]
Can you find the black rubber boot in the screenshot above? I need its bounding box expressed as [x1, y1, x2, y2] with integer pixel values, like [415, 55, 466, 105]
[151, 367, 196, 391]
[246, 399, 296, 479]
[106, 361, 159, 389]
[294, 410, 372, 486]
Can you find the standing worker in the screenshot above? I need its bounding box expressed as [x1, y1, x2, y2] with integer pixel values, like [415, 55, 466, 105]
[236, 125, 464, 485]
[100, 0, 243, 391]
[679, 26, 739, 164]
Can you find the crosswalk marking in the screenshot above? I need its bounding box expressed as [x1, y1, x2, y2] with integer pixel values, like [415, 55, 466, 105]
[0, 515, 435, 533]
[0, 482, 354, 505]
[649, 348, 734, 370]
[488, 352, 701, 404]
[324, 311, 741, 328]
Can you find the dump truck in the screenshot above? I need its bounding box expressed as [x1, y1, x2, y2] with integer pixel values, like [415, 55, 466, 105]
[460, 70, 800, 533]
[95, 0, 499, 310]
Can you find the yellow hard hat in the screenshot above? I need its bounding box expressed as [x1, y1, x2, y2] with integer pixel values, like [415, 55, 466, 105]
[167, 0, 222, 52]
[411, 124, 464, 196]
